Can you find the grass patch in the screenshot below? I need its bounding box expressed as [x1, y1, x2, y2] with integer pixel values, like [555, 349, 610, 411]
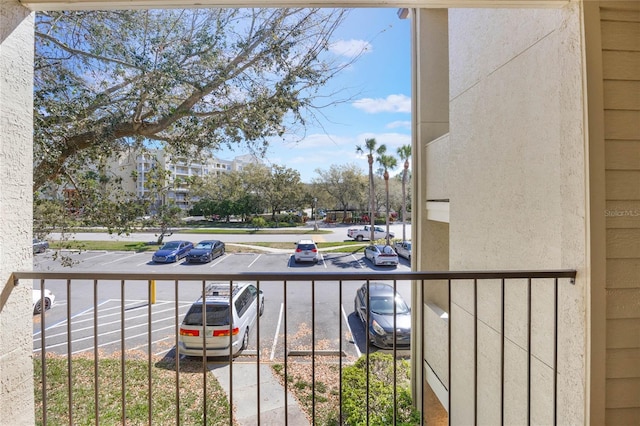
[271, 354, 418, 426]
[34, 353, 233, 426]
[50, 240, 158, 252]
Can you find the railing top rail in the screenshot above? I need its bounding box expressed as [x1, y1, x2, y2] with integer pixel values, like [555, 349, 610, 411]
[13, 269, 576, 282]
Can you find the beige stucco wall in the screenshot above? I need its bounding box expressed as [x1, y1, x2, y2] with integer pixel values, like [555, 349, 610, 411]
[0, 1, 35, 425]
[445, 4, 588, 425]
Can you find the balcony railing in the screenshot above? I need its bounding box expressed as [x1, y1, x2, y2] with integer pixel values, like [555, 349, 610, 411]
[14, 269, 576, 425]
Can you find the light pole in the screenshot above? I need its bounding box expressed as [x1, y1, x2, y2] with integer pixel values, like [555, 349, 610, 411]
[313, 197, 318, 231]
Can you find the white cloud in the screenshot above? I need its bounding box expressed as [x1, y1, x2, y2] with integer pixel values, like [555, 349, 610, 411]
[329, 39, 372, 58]
[386, 120, 411, 129]
[352, 94, 411, 114]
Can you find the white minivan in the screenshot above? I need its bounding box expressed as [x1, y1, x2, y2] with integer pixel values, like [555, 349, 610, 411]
[178, 282, 264, 357]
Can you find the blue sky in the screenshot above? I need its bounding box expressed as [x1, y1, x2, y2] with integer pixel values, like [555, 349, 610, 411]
[217, 8, 411, 183]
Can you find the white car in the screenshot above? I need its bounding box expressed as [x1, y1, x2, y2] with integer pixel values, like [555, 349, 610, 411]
[364, 244, 399, 266]
[394, 241, 412, 260]
[178, 282, 264, 357]
[33, 288, 55, 314]
[293, 239, 319, 263]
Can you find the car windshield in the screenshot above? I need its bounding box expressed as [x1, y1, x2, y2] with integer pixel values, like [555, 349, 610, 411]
[195, 243, 212, 249]
[183, 304, 230, 326]
[369, 295, 410, 315]
[297, 244, 315, 250]
[161, 242, 180, 250]
[381, 246, 395, 254]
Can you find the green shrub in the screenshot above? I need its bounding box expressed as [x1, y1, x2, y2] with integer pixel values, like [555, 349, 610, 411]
[251, 216, 267, 229]
[341, 353, 420, 426]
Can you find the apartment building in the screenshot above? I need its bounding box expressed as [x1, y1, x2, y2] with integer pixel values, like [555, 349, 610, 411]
[111, 149, 261, 211]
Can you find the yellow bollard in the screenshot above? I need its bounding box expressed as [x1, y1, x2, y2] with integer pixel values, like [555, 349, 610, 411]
[150, 279, 156, 304]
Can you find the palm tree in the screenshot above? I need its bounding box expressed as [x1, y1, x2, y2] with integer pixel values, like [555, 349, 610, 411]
[397, 144, 411, 242]
[356, 138, 386, 241]
[377, 153, 398, 245]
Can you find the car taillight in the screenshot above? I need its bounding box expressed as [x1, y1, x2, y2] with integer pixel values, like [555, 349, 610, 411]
[180, 328, 199, 337]
[213, 327, 239, 337]
[296, 248, 302, 252]
[311, 248, 317, 252]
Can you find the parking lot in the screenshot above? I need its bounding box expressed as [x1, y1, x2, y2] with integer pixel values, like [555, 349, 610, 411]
[33, 248, 412, 362]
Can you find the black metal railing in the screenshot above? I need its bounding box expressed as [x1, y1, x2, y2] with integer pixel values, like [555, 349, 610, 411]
[15, 269, 576, 425]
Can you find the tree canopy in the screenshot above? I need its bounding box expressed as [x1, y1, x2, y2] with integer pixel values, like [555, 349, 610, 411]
[34, 8, 352, 193]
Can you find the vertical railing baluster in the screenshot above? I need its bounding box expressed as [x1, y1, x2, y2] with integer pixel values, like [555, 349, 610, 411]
[420, 279, 425, 425]
[527, 278, 532, 426]
[501, 278, 505, 426]
[474, 278, 478, 426]
[283, 279, 289, 425]
[120, 280, 126, 424]
[200, 280, 208, 424]
[554, 278, 559, 426]
[39, 279, 47, 426]
[311, 279, 316, 421]
[66, 279, 72, 426]
[365, 280, 370, 426]
[339, 279, 344, 424]
[147, 279, 152, 426]
[393, 279, 398, 425]
[256, 279, 261, 426]
[175, 279, 180, 424]
[93, 279, 99, 425]
[228, 279, 234, 425]
[448, 279, 452, 424]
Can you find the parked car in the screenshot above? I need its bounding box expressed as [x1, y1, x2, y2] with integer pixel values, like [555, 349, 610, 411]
[33, 238, 49, 254]
[394, 241, 412, 260]
[354, 282, 411, 348]
[293, 239, 319, 263]
[186, 240, 225, 263]
[33, 288, 55, 314]
[151, 240, 193, 263]
[364, 244, 399, 266]
[178, 282, 264, 357]
[347, 225, 394, 242]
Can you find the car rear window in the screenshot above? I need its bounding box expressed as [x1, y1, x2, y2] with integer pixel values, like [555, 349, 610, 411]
[183, 304, 230, 326]
[297, 244, 316, 250]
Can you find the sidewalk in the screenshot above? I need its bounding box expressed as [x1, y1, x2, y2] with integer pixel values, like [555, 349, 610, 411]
[211, 363, 310, 425]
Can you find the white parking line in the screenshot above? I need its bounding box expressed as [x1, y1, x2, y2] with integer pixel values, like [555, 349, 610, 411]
[319, 253, 327, 268]
[342, 303, 361, 358]
[101, 252, 144, 265]
[247, 254, 261, 268]
[270, 302, 284, 361]
[83, 251, 111, 262]
[136, 258, 152, 267]
[209, 254, 228, 268]
[351, 254, 365, 268]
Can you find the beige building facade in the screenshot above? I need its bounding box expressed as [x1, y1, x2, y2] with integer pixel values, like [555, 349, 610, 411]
[1, 1, 638, 425]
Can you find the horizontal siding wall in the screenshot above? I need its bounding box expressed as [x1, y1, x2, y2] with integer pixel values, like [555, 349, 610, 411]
[602, 2, 640, 424]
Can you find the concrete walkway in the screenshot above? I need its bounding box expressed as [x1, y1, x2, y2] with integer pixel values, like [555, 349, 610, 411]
[211, 363, 310, 425]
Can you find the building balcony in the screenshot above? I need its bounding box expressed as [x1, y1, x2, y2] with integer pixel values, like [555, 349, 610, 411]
[15, 268, 575, 425]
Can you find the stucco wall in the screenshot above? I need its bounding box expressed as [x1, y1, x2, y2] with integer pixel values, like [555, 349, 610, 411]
[0, 1, 35, 425]
[446, 5, 587, 425]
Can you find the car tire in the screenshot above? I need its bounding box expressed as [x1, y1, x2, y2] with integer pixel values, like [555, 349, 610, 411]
[44, 297, 51, 311]
[34, 300, 42, 315]
[259, 300, 264, 316]
[356, 235, 363, 242]
[240, 329, 249, 351]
